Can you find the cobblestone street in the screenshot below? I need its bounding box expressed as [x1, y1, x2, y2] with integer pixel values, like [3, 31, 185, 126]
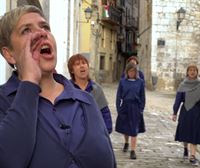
[102, 83, 200, 168]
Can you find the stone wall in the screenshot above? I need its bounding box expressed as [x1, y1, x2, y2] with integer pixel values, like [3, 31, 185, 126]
[138, 0, 153, 90]
[139, 0, 200, 91]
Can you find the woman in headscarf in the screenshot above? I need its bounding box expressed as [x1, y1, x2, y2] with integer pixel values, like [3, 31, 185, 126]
[172, 64, 200, 166]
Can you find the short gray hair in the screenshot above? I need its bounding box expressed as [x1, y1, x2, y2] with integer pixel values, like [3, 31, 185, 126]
[0, 5, 45, 55]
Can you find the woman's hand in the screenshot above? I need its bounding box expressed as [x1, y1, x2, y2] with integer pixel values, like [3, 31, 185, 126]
[172, 114, 177, 122]
[18, 33, 43, 85]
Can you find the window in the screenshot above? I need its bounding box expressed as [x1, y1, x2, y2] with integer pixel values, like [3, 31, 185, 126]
[100, 55, 105, 70]
[102, 0, 107, 5]
[157, 39, 165, 47]
[109, 55, 113, 70]
[120, 0, 125, 6]
[110, 29, 113, 49]
[101, 26, 105, 47]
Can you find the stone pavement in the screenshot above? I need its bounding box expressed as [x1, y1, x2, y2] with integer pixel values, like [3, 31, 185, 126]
[102, 83, 200, 168]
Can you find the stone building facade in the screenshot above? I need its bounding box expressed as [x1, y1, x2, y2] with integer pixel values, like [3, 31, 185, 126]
[116, 0, 139, 80]
[0, 0, 139, 84]
[138, 0, 200, 91]
[76, 0, 120, 83]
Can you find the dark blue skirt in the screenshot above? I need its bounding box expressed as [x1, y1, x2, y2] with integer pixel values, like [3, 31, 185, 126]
[175, 102, 200, 144]
[115, 100, 145, 136]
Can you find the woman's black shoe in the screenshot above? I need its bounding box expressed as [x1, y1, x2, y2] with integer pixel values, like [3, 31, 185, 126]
[189, 155, 199, 166]
[183, 147, 188, 160]
[130, 150, 137, 159]
[123, 143, 129, 152]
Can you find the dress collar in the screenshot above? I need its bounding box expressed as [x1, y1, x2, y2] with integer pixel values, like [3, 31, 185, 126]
[1, 71, 92, 105]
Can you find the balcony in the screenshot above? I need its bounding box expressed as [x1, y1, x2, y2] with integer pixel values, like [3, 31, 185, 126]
[126, 42, 134, 52]
[100, 5, 121, 26]
[125, 16, 138, 29]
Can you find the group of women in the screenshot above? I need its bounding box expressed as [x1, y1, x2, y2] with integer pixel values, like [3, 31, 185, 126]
[116, 58, 200, 166]
[68, 52, 200, 166]
[0, 4, 200, 168]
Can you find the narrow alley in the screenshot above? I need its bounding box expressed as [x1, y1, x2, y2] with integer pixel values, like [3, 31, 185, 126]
[102, 83, 200, 168]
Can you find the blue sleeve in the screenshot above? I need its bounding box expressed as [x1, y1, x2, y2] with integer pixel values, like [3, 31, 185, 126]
[139, 70, 145, 81]
[121, 72, 125, 79]
[140, 81, 145, 112]
[116, 80, 123, 112]
[173, 92, 184, 115]
[0, 81, 40, 168]
[101, 106, 113, 134]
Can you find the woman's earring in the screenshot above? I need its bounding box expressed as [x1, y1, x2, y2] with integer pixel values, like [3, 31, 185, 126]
[13, 64, 17, 71]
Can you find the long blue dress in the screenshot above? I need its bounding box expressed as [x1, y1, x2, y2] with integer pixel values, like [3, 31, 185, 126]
[0, 72, 116, 168]
[173, 92, 200, 144]
[115, 78, 145, 136]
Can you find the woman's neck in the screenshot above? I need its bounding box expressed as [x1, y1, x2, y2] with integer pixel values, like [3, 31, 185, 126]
[39, 74, 64, 103]
[74, 78, 89, 90]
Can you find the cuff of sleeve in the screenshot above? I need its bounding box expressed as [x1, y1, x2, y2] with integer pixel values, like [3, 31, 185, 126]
[18, 81, 41, 95]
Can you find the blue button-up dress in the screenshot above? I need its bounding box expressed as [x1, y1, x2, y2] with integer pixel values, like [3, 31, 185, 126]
[0, 72, 116, 168]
